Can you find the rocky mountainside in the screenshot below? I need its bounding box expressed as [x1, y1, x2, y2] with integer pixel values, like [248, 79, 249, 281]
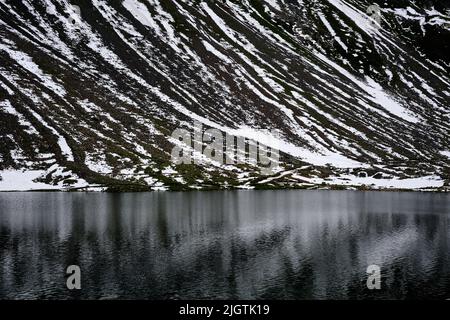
[0, 0, 449, 191]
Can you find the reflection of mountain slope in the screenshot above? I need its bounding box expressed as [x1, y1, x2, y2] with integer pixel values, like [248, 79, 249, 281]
[1, 191, 449, 299]
[0, 0, 449, 191]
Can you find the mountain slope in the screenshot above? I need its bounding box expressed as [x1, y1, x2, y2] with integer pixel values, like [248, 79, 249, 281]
[0, 0, 449, 191]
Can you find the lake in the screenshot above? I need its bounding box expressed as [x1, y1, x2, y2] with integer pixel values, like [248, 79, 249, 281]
[0, 190, 449, 299]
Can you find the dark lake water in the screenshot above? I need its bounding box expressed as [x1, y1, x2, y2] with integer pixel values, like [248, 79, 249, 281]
[0, 190, 449, 300]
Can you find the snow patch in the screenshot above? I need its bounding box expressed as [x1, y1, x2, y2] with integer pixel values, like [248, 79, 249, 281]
[309, 174, 445, 189]
[0, 43, 66, 97]
[0, 169, 88, 191]
[440, 151, 450, 159]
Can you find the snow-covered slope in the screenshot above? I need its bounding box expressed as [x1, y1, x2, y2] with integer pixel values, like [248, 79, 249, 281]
[0, 0, 449, 191]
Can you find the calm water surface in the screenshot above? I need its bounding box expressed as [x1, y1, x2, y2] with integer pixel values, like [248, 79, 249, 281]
[0, 190, 449, 299]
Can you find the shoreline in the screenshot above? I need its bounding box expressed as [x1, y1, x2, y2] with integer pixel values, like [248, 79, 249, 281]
[1, 184, 449, 193]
